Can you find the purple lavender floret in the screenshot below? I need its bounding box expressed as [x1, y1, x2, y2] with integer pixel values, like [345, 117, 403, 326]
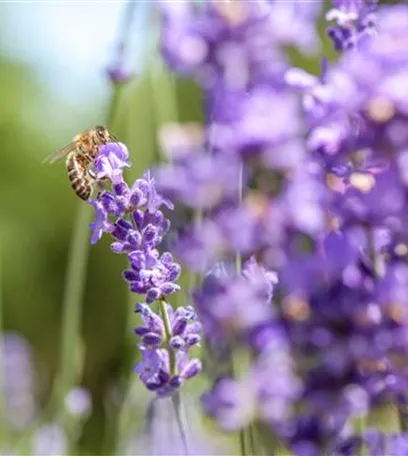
[88, 142, 201, 395]
[326, 0, 377, 51]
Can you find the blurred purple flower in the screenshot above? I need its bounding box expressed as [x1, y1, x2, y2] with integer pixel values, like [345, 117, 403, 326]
[158, 0, 287, 91]
[202, 328, 300, 432]
[0, 332, 38, 431]
[333, 166, 405, 228]
[264, 0, 323, 54]
[207, 86, 303, 159]
[64, 387, 92, 418]
[194, 258, 277, 347]
[155, 150, 244, 210]
[364, 430, 408, 456]
[155, 0, 408, 452]
[32, 424, 67, 456]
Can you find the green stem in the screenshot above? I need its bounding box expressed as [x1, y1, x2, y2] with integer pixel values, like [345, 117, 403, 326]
[171, 392, 189, 455]
[159, 299, 176, 376]
[239, 429, 246, 456]
[399, 408, 408, 432]
[353, 414, 367, 456]
[248, 424, 257, 455]
[188, 210, 203, 291]
[158, 302, 190, 454]
[55, 203, 91, 403]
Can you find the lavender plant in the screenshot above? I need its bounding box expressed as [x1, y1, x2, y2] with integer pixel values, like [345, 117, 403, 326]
[88, 143, 202, 397]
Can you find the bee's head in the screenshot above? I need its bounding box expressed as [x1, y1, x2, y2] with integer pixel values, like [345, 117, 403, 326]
[95, 125, 110, 143]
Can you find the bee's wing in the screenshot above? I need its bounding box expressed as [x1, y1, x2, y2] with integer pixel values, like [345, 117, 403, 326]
[42, 143, 77, 164]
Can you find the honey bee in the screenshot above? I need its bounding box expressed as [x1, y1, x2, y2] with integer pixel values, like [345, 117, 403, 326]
[43, 125, 115, 200]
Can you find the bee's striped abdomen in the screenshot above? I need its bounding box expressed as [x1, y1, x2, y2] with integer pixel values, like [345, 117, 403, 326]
[66, 152, 92, 201]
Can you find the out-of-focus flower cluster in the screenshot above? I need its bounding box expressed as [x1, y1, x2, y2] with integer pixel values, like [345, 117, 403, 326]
[88, 142, 202, 396]
[0, 333, 92, 456]
[154, 0, 408, 454]
[199, 259, 301, 432]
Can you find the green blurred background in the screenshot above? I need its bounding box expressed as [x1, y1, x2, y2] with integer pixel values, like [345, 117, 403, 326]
[0, 0, 396, 453]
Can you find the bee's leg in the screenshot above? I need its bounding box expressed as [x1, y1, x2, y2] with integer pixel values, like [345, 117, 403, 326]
[88, 168, 97, 180]
[88, 168, 109, 183]
[80, 154, 93, 167]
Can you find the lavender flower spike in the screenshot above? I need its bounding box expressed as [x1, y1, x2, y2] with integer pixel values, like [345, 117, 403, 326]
[88, 142, 202, 395]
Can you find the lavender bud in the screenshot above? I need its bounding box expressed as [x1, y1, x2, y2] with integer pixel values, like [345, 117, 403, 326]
[112, 222, 129, 241]
[122, 269, 139, 282]
[169, 376, 183, 388]
[129, 251, 145, 270]
[117, 218, 133, 230]
[142, 332, 163, 347]
[151, 210, 164, 226]
[161, 252, 173, 265]
[111, 242, 127, 253]
[181, 359, 202, 380]
[167, 263, 181, 282]
[129, 188, 143, 207]
[134, 326, 149, 336]
[130, 282, 146, 294]
[158, 368, 171, 385]
[172, 317, 188, 336]
[170, 336, 186, 350]
[160, 282, 180, 296]
[127, 230, 141, 247]
[146, 287, 161, 303]
[186, 334, 201, 346]
[132, 209, 144, 229]
[101, 193, 119, 213]
[146, 379, 162, 391]
[135, 302, 150, 315]
[113, 182, 129, 196]
[143, 224, 158, 244]
[185, 306, 197, 319]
